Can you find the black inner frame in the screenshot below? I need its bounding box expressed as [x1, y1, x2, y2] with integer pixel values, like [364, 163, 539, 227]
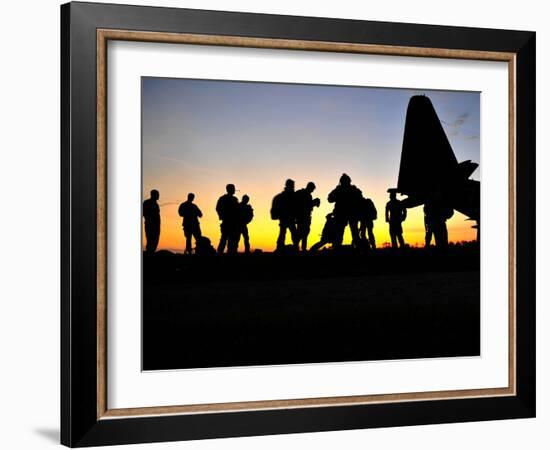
[61, 2, 535, 447]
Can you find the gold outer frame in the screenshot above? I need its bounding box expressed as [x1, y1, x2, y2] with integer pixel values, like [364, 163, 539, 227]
[96, 29, 516, 420]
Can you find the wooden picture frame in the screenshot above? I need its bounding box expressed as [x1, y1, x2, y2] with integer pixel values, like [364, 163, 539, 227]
[61, 1, 535, 447]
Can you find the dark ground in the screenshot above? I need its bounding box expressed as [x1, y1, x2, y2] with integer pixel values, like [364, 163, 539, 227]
[142, 245, 480, 370]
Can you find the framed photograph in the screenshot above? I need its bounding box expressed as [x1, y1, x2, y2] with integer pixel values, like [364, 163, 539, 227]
[61, 1, 536, 447]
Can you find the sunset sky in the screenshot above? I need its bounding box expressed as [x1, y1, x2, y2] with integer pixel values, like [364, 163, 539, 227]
[142, 77, 480, 252]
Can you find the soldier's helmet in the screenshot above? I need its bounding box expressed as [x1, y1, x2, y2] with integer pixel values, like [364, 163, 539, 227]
[306, 181, 316, 192]
[285, 179, 295, 190]
[226, 184, 236, 194]
[151, 189, 159, 200]
[242, 194, 250, 204]
[339, 174, 351, 186]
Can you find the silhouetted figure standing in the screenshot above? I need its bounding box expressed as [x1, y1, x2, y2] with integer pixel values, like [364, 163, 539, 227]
[424, 194, 454, 248]
[143, 189, 160, 254]
[359, 196, 377, 250]
[295, 182, 320, 251]
[271, 179, 298, 251]
[238, 195, 254, 254]
[310, 213, 337, 251]
[385, 190, 407, 249]
[178, 193, 203, 254]
[216, 184, 240, 254]
[328, 174, 362, 248]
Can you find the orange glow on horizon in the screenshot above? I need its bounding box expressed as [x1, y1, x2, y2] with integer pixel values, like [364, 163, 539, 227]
[141, 79, 480, 253]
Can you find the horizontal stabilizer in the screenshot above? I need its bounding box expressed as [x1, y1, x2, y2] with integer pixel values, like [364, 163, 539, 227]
[458, 160, 479, 179]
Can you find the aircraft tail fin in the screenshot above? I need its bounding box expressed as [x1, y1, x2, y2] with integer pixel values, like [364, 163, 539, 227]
[397, 95, 459, 195]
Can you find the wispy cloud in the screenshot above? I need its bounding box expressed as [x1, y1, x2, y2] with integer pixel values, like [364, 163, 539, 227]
[159, 201, 179, 207]
[465, 134, 479, 141]
[153, 154, 223, 176]
[442, 112, 470, 128]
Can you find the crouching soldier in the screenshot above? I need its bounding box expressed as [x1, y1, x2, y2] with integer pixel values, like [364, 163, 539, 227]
[310, 213, 337, 252]
[195, 236, 217, 256]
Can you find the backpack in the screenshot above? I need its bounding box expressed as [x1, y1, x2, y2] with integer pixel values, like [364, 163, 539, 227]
[243, 205, 254, 224]
[270, 193, 283, 220]
[364, 198, 377, 221]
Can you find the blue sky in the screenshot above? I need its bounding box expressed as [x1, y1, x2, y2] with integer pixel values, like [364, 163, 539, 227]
[142, 77, 480, 250]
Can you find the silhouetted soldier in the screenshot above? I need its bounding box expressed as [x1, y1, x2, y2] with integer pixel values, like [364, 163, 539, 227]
[143, 189, 160, 254]
[385, 189, 407, 249]
[295, 182, 321, 251]
[195, 236, 217, 256]
[238, 195, 254, 254]
[271, 179, 298, 251]
[178, 193, 203, 254]
[216, 184, 240, 254]
[310, 213, 337, 251]
[359, 196, 377, 250]
[424, 194, 454, 248]
[327, 174, 362, 248]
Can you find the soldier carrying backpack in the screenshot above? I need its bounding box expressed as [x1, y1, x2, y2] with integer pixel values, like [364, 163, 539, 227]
[271, 179, 298, 251]
[238, 195, 254, 254]
[359, 196, 377, 250]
